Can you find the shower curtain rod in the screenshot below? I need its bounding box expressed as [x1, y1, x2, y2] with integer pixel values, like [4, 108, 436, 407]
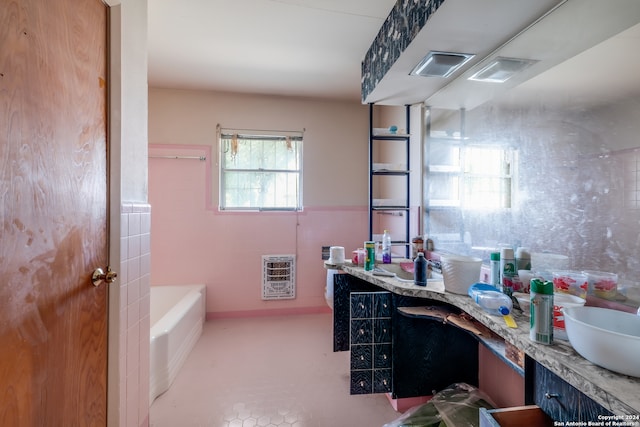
[148, 155, 206, 161]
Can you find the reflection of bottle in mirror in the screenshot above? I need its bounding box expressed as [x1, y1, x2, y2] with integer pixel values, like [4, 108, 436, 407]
[382, 230, 392, 264]
[414, 253, 427, 286]
[516, 247, 531, 270]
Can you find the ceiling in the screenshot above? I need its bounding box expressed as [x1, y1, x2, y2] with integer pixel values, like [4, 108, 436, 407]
[147, 0, 397, 102]
[148, 0, 640, 107]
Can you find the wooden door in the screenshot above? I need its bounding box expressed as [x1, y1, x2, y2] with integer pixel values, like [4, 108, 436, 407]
[0, 0, 109, 425]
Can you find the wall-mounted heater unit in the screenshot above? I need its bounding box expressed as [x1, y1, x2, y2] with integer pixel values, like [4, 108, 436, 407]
[262, 255, 296, 300]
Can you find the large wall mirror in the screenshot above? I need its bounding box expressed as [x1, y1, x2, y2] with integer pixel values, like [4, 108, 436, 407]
[425, 17, 640, 309]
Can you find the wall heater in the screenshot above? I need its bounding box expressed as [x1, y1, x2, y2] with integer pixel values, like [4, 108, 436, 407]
[262, 255, 296, 300]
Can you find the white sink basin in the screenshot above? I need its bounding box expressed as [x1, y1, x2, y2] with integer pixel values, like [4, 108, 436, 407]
[375, 263, 442, 282]
[563, 306, 640, 377]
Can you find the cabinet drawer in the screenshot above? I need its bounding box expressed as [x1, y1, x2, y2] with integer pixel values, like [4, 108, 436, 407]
[351, 370, 373, 395]
[374, 343, 392, 368]
[351, 293, 373, 319]
[351, 344, 372, 370]
[374, 292, 392, 317]
[373, 318, 392, 343]
[374, 368, 392, 393]
[350, 319, 372, 344]
[480, 405, 553, 427]
[530, 360, 612, 422]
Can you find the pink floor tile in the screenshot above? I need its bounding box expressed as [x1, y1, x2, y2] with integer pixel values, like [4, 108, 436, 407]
[150, 313, 400, 427]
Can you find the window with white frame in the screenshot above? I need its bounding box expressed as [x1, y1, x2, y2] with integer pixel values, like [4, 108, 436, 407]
[219, 128, 303, 211]
[427, 141, 514, 210]
[461, 146, 514, 209]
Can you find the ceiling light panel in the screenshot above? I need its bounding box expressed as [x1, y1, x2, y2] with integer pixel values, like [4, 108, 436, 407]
[410, 51, 475, 78]
[468, 57, 539, 83]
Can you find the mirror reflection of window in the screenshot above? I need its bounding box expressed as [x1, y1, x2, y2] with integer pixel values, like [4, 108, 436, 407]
[427, 143, 514, 210]
[462, 146, 514, 210]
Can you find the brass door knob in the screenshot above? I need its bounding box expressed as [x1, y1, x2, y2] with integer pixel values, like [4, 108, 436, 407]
[92, 267, 118, 287]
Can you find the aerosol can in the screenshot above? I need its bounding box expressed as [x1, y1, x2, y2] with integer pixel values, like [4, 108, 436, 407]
[530, 278, 554, 345]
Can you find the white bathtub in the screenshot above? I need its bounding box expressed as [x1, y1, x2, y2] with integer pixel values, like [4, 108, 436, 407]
[149, 284, 206, 403]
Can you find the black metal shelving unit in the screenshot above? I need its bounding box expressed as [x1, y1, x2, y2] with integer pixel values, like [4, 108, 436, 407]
[368, 103, 411, 258]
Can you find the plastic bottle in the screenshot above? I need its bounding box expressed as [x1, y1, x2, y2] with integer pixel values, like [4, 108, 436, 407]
[489, 252, 500, 287]
[530, 278, 554, 345]
[382, 230, 392, 264]
[516, 247, 531, 270]
[473, 290, 513, 316]
[364, 241, 375, 271]
[500, 247, 516, 293]
[414, 253, 427, 286]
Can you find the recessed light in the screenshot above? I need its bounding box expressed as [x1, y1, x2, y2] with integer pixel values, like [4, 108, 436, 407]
[410, 51, 475, 78]
[468, 57, 539, 83]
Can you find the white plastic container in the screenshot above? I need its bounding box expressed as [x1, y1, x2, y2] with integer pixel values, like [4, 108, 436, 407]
[440, 254, 482, 295]
[582, 270, 618, 299]
[552, 293, 586, 340]
[552, 270, 588, 299]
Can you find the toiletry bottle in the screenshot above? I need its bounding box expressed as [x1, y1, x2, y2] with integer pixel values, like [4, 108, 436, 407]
[414, 253, 427, 286]
[382, 230, 392, 264]
[490, 252, 500, 287]
[500, 247, 516, 294]
[516, 247, 531, 270]
[364, 241, 375, 271]
[530, 279, 554, 345]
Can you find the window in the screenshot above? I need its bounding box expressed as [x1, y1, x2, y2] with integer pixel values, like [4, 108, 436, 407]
[219, 128, 303, 211]
[427, 140, 514, 210]
[461, 146, 514, 209]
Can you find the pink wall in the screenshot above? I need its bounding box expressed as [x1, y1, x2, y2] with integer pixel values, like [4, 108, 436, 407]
[147, 89, 421, 317]
[148, 144, 368, 316]
[149, 88, 418, 318]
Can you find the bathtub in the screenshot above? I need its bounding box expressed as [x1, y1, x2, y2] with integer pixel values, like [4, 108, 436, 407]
[149, 284, 206, 403]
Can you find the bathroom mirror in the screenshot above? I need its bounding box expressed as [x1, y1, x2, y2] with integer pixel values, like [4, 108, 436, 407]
[424, 20, 640, 307]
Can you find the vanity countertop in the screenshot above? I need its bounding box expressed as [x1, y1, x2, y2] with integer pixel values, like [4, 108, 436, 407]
[341, 263, 640, 416]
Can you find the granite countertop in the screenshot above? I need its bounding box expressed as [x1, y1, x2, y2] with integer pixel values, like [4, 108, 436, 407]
[341, 262, 640, 416]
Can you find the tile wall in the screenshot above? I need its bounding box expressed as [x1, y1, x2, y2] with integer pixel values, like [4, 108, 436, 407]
[120, 202, 152, 426]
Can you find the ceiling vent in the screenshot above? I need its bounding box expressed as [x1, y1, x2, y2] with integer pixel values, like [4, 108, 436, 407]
[468, 57, 539, 83]
[410, 51, 475, 78]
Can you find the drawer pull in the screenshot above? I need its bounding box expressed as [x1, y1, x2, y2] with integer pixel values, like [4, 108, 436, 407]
[545, 392, 560, 400]
[360, 303, 365, 309]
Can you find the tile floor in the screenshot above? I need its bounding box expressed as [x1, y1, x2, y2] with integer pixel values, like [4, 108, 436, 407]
[149, 313, 401, 427]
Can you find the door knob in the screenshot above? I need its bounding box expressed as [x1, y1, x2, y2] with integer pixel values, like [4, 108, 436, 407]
[92, 267, 118, 287]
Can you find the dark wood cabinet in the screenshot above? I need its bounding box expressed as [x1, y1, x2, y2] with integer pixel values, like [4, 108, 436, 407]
[350, 292, 393, 394]
[525, 359, 613, 422]
[334, 273, 478, 398]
